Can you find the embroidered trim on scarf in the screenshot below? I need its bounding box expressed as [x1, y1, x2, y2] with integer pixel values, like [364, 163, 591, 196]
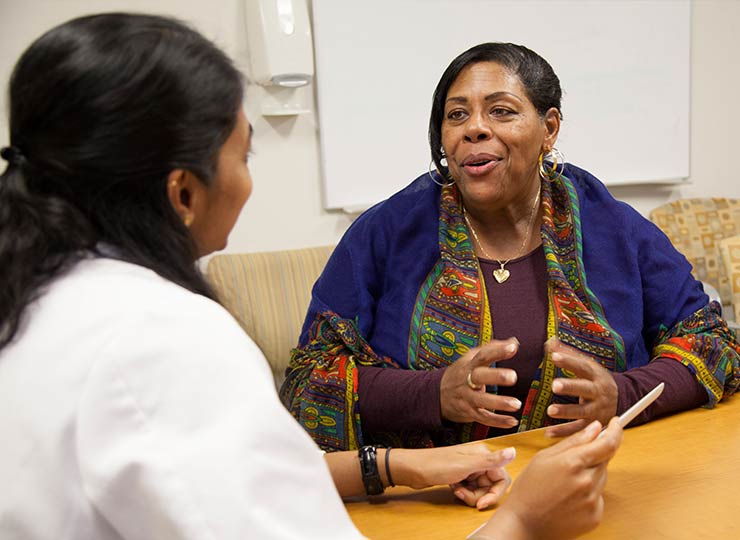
[520, 173, 627, 430]
[408, 186, 489, 370]
[279, 313, 397, 451]
[653, 302, 740, 405]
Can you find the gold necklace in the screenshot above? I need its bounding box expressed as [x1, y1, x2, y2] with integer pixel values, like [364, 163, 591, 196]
[463, 186, 541, 284]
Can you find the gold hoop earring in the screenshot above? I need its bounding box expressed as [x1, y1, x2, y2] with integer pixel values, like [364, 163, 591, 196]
[538, 147, 565, 181]
[428, 159, 455, 187]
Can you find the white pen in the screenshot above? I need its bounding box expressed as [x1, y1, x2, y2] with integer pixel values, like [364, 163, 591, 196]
[597, 381, 665, 438]
[467, 382, 665, 538]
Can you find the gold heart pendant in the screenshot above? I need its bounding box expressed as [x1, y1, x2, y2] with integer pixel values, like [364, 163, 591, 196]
[492, 268, 510, 283]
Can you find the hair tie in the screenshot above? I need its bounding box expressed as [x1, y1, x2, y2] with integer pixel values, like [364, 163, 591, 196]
[1, 146, 25, 166]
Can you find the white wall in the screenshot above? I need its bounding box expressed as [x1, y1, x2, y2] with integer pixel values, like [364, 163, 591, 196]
[610, 0, 740, 216]
[1, 0, 738, 255]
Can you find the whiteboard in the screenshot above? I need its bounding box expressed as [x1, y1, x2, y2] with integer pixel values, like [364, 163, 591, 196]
[312, 0, 690, 211]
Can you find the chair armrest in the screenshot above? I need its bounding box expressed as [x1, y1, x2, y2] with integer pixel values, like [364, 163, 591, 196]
[719, 235, 740, 326]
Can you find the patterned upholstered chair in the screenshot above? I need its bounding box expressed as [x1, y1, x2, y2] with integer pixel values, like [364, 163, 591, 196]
[206, 245, 335, 387]
[719, 235, 740, 327]
[649, 198, 740, 312]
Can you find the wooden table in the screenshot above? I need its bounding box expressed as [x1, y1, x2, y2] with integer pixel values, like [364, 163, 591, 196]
[345, 397, 740, 539]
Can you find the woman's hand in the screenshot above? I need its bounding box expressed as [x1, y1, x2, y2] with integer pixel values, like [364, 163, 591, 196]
[440, 338, 522, 429]
[544, 338, 618, 438]
[475, 417, 623, 540]
[393, 444, 515, 510]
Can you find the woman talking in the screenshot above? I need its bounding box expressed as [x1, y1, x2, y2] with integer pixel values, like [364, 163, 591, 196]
[282, 42, 739, 450]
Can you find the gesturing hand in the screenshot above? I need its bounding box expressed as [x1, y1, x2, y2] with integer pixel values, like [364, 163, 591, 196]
[544, 337, 618, 438]
[439, 338, 522, 429]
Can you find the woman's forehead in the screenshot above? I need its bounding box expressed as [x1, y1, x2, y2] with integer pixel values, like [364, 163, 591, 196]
[447, 62, 526, 99]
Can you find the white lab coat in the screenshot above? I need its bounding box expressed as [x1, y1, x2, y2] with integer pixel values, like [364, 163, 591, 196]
[0, 257, 363, 540]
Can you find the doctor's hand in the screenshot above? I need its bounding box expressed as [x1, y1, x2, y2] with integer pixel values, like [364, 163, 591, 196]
[393, 444, 515, 510]
[475, 417, 623, 540]
[544, 338, 618, 438]
[439, 338, 522, 429]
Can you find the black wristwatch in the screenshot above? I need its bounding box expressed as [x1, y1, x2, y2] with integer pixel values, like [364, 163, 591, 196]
[358, 445, 384, 496]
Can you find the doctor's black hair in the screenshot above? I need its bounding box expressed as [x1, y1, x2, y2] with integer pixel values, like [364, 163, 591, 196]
[428, 42, 562, 180]
[0, 13, 243, 351]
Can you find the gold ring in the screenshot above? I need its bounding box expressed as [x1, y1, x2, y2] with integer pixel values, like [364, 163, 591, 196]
[467, 371, 482, 391]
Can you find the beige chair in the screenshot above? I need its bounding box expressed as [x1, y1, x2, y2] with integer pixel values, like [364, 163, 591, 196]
[649, 198, 740, 308]
[719, 235, 740, 327]
[206, 245, 335, 386]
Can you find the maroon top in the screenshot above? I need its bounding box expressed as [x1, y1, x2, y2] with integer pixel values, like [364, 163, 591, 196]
[478, 246, 549, 437]
[358, 245, 707, 439]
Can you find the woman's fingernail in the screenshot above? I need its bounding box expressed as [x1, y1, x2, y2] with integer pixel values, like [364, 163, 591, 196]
[552, 381, 562, 392]
[510, 399, 522, 409]
[551, 352, 562, 362]
[454, 490, 465, 500]
[506, 343, 517, 353]
[501, 447, 516, 461]
[548, 405, 558, 416]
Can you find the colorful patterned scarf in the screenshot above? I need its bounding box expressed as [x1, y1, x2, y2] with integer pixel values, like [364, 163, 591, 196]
[281, 173, 739, 451]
